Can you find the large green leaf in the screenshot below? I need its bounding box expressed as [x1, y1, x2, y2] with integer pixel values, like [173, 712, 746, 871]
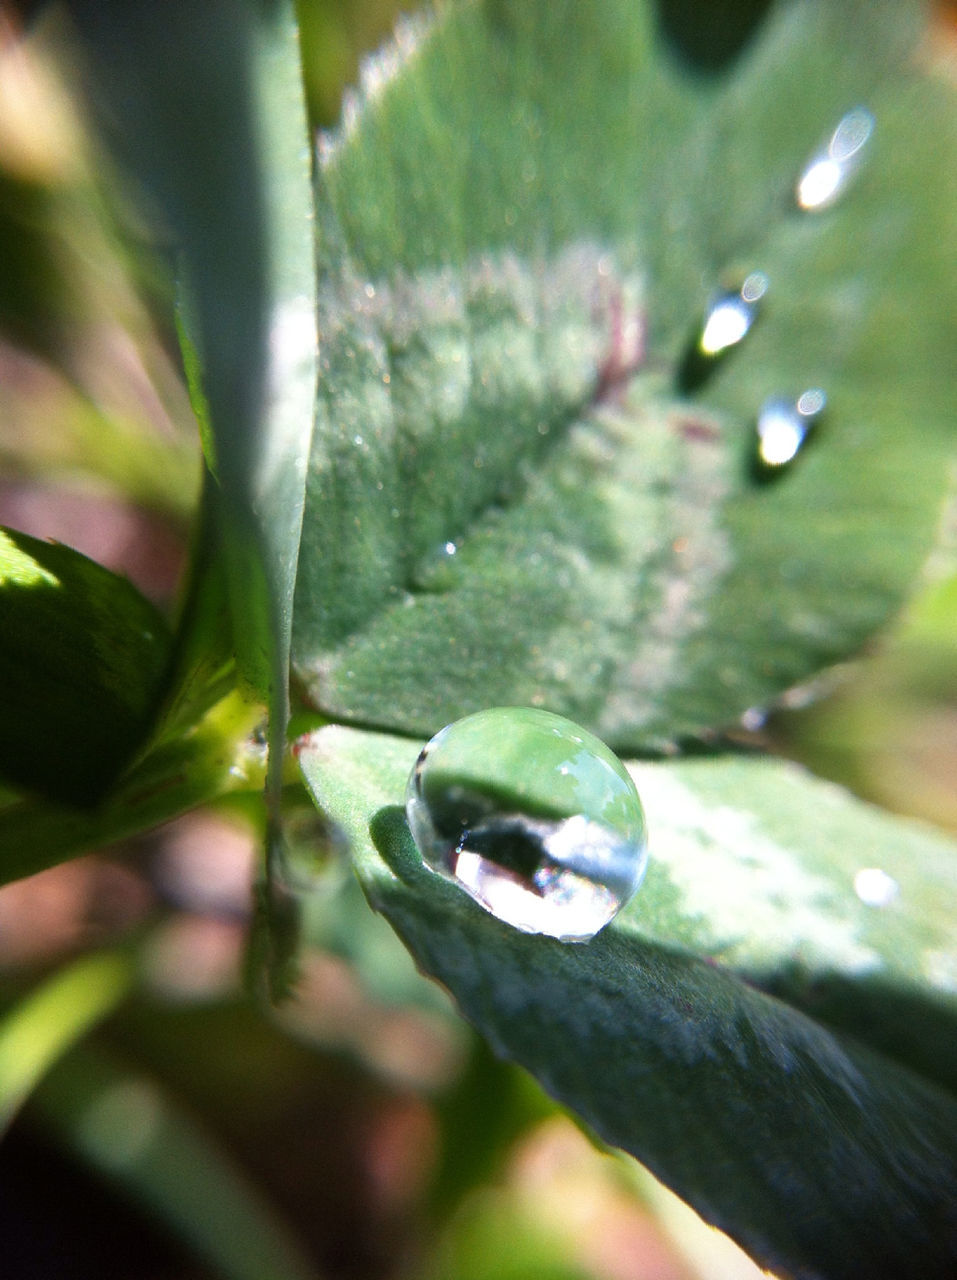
[292, 0, 957, 747]
[0, 527, 171, 805]
[298, 725, 957, 1279]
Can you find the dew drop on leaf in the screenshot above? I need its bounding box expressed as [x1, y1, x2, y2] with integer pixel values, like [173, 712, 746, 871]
[678, 271, 768, 391]
[698, 271, 769, 356]
[755, 388, 826, 469]
[854, 866, 900, 908]
[405, 707, 648, 942]
[796, 106, 874, 211]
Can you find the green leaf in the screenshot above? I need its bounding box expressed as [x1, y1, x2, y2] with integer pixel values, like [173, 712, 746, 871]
[64, 0, 317, 758]
[32, 1046, 316, 1280]
[298, 725, 957, 1280]
[0, 951, 133, 1135]
[292, 0, 957, 747]
[64, 0, 319, 987]
[0, 526, 172, 805]
[0, 689, 262, 887]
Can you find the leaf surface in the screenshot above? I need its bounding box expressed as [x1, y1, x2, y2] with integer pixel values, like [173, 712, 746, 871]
[0, 527, 171, 804]
[64, 0, 317, 760]
[0, 690, 261, 887]
[292, 0, 957, 747]
[298, 724, 957, 1280]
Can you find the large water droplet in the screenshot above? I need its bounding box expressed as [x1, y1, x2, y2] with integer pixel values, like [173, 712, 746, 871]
[698, 271, 768, 356]
[796, 107, 874, 211]
[755, 388, 826, 469]
[406, 707, 648, 942]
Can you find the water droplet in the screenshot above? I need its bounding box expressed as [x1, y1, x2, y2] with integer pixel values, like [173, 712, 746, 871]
[739, 706, 768, 732]
[405, 708, 648, 942]
[796, 107, 874, 211]
[698, 271, 769, 356]
[755, 388, 826, 469]
[678, 272, 768, 392]
[854, 867, 900, 908]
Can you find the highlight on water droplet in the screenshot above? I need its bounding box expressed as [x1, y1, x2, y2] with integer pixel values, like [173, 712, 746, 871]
[678, 271, 768, 393]
[739, 706, 768, 732]
[405, 707, 648, 942]
[755, 388, 826, 469]
[796, 107, 874, 211]
[698, 271, 769, 356]
[854, 867, 900, 908]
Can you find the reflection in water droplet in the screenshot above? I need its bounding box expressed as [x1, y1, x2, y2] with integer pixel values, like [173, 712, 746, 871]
[854, 867, 900, 908]
[405, 708, 648, 942]
[796, 107, 874, 211]
[755, 388, 826, 468]
[698, 272, 769, 356]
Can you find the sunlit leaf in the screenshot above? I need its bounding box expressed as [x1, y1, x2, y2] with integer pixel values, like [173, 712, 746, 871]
[0, 526, 171, 804]
[0, 690, 262, 887]
[292, 0, 957, 748]
[299, 724, 957, 1279]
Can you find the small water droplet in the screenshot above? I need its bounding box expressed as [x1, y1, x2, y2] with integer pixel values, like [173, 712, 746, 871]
[755, 388, 826, 469]
[405, 707, 648, 942]
[739, 706, 768, 732]
[678, 272, 768, 392]
[698, 271, 769, 356]
[854, 867, 900, 908]
[796, 107, 874, 211]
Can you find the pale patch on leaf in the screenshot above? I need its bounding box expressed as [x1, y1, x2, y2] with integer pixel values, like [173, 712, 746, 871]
[632, 765, 882, 975]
